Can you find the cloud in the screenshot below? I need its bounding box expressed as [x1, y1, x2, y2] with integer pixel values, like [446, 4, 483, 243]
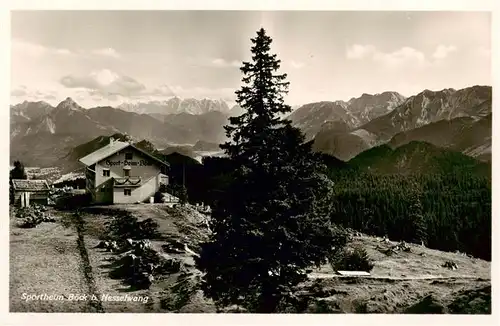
[290, 60, 305, 69]
[60, 69, 146, 97]
[346, 44, 377, 59]
[211, 58, 241, 68]
[11, 39, 73, 57]
[11, 85, 27, 97]
[187, 57, 241, 68]
[92, 47, 121, 58]
[10, 86, 61, 104]
[432, 45, 457, 59]
[55, 48, 72, 55]
[12, 39, 123, 61]
[374, 47, 426, 68]
[346, 44, 427, 68]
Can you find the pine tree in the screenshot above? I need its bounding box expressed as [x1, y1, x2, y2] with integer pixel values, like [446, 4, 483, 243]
[10, 160, 27, 205]
[196, 28, 344, 313]
[409, 186, 427, 246]
[10, 160, 27, 180]
[178, 185, 188, 206]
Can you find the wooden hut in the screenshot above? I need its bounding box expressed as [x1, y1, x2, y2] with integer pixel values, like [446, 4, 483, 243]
[11, 179, 50, 207]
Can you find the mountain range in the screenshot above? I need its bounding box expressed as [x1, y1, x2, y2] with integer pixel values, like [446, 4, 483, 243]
[288, 91, 406, 140]
[310, 86, 492, 161]
[118, 97, 231, 115]
[10, 85, 492, 170]
[10, 97, 231, 167]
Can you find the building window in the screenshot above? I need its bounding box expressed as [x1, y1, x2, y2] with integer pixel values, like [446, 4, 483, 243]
[125, 152, 133, 160]
[123, 169, 130, 177]
[124, 188, 132, 196]
[103, 169, 110, 177]
[100, 186, 106, 192]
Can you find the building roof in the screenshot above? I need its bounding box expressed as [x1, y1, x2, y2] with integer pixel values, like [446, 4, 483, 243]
[78, 140, 169, 168]
[79, 140, 130, 166]
[12, 179, 50, 191]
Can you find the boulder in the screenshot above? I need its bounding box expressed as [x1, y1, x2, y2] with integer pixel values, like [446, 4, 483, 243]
[442, 261, 458, 270]
[96, 240, 108, 249]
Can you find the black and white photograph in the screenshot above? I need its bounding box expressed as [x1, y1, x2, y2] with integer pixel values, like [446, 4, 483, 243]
[5, 4, 496, 322]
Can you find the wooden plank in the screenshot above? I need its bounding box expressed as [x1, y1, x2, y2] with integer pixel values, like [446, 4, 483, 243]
[336, 270, 371, 277]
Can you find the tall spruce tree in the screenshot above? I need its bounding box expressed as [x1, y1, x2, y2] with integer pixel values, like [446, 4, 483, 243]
[196, 28, 345, 313]
[407, 182, 427, 245]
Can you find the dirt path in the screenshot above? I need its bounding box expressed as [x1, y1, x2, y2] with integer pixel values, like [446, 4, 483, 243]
[75, 207, 159, 312]
[73, 211, 104, 312]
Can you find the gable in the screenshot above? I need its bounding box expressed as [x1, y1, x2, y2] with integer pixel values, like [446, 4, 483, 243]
[98, 145, 168, 169]
[79, 141, 130, 166]
[79, 141, 169, 168]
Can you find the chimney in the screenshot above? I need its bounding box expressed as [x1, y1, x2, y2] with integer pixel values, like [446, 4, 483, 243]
[109, 137, 114, 145]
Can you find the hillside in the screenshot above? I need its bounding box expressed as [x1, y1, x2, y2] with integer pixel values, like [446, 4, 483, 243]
[288, 101, 357, 140]
[160, 111, 229, 144]
[10, 204, 491, 313]
[312, 121, 375, 161]
[389, 114, 491, 162]
[348, 141, 490, 177]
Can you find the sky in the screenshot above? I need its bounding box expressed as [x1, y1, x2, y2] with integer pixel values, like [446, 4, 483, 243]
[10, 10, 492, 108]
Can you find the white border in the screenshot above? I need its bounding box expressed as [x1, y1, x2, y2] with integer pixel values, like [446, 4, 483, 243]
[1, 0, 497, 11]
[1, 1, 498, 326]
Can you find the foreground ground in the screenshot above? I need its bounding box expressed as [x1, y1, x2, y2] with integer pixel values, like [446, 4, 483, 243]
[9, 204, 491, 313]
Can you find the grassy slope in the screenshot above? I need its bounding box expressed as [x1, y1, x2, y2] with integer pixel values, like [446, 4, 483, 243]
[77, 204, 215, 313]
[9, 208, 88, 312]
[80, 205, 490, 313]
[10, 204, 491, 313]
[313, 234, 490, 279]
[299, 234, 491, 313]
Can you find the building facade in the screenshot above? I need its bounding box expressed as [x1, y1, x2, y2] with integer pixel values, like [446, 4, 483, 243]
[79, 139, 170, 204]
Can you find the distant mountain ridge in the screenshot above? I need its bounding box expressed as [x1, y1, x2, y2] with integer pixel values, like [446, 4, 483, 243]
[118, 97, 231, 115]
[10, 100, 54, 123]
[10, 85, 491, 169]
[312, 85, 492, 161]
[288, 91, 406, 140]
[360, 86, 491, 141]
[10, 97, 230, 167]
